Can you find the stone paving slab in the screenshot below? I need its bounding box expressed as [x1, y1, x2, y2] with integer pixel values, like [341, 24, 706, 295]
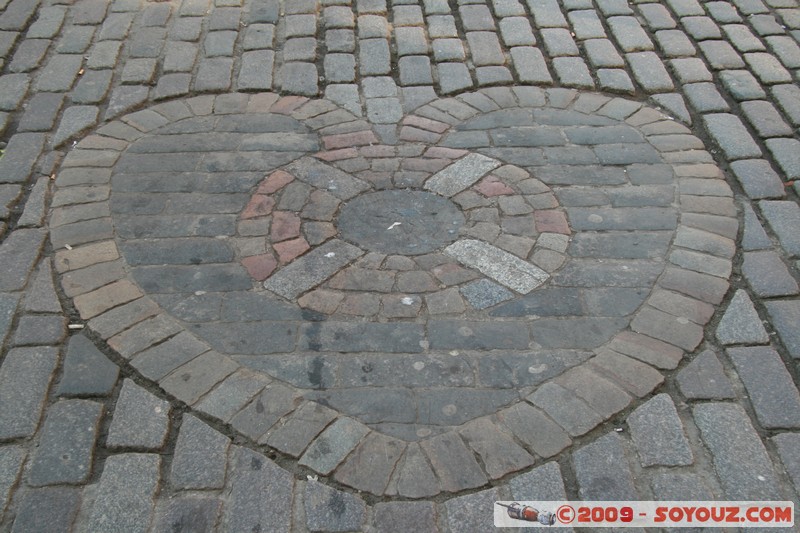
[1, 0, 800, 530]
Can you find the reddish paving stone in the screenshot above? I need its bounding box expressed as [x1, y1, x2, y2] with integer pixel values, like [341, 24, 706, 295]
[257, 170, 295, 194]
[534, 210, 570, 234]
[270, 211, 302, 242]
[474, 175, 515, 196]
[240, 195, 274, 219]
[322, 130, 379, 150]
[241, 254, 278, 281]
[274, 236, 310, 264]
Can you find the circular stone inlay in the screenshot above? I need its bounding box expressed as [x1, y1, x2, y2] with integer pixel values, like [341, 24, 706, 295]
[337, 190, 465, 255]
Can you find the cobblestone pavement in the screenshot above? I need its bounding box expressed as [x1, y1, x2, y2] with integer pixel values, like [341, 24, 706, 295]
[1, 0, 800, 531]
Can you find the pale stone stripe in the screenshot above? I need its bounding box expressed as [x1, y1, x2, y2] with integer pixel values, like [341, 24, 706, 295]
[445, 239, 549, 294]
[264, 240, 364, 299]
[423, 153, 501, 197]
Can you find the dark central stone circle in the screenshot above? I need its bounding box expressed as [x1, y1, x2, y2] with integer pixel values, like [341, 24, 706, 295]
[337, 190, 465, 255]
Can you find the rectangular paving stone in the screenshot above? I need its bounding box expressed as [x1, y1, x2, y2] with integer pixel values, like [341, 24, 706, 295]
[428, 319, 531, 350]
[742, 251, 799, 297]
[107, 314, 183, 358]
[223, 447, 292, 533]
[0, 347, 58, 440]
[764, 300, 800, 359]
[445, 239, 548, 293]
[304, 480, 366, 532]
[106, 380, 171, 450]
[573, 432, 638, 500]
[299, 417, 370, 475]
[0, 445, 25, 517]
[0, 133, 45, 184]
[195, 368, 270, 422]
[170, 415, 230, 490]
[10, 486, 81, 533]
[57, 333, 119, 397]
[556, 365, 632, 419]
[28, 400, 103, 486]
[285, 157, 370, 199]
[693, 403, 782, 500]
[460, 418, 534, 479]
[0, 293, 19, 346]
[35, 54, 83, 92]
[229, 383, 298, 440]
[589, 349, 664, 397]
[424, 153, 501, 197]
[298, 321, 425, 353]
[151, 497, 222, 533]
[627, 393, 693, 466]
[86, 454, 160, 533]
[334, 432, 405, 494]
[160, 351, 238, 405]
[771, 433, 800, 490]
[87, 297, 160, 339]
[760, 200, 800, 257]
[528, 382, 604, 437]
[419, 432, 488, 492]
[728, 346, 800, 429]
[263, 401, 337, 457]
[445, 488, 500, 532]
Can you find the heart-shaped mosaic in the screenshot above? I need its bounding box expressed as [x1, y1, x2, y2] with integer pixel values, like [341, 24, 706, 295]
[51, 89, 734, 496]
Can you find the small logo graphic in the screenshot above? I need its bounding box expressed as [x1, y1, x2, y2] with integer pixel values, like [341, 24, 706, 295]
[496, 502, 556, 525]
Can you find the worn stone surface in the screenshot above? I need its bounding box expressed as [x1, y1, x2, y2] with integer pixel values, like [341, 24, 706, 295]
[2, 0, 798, 521]
[28, 400, 103, 486]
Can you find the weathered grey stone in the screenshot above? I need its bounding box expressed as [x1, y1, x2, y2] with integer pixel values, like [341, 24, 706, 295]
[716, 290, 769, 345]
[298, 321, 424, 353]
[86, 454, 160, 533]
[420, 431, 488, 492]
[676, 349, 736, 399]
[263, 401, 337, 457]
[573, 432, 638, 500]
[0, 293, 19, 346]
[57, 333, 118, 396]
[223, 447, 293, 533]
[772, 433, 800, 489]
[460, 279, 514, 309]
[10, 487, 81, 533]
[106, 380, 170, 450]
[304, 480, 366, 532]
[764, 300, 800, 358]
[742, 251, 799, 297]
[150, 496, 222, 533]
[703, 113, 762, 160]
[53, 106, 99, 148]
[195, 368, 270, 422]
[628, 394, 693, 466]
[373, 502, 437, 533]
[460, 418, 535, 478]
[693, 403, 782, 499]
[509, 461, 569, 502]
[528, 382, 604, 437]
[299, 418, 370, 475]
[28, 400, 103, 486]
[170, 415, 230, 489]
[0, 446, 26, 516]
[334, 432, 405, 494]
[445, 488, 499, 532]
[760, 201, 800, 257]
[0, 134, 45, 184]
[0, 347, 58, 440]
[728, 346, 800, 428]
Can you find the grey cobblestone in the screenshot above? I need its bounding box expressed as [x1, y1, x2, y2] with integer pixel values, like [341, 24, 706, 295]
[628, 394, 693, 466]
[106, 379, 170, 450]
[171, 415, 229, 489]
[573, 432, 638, 500]
[28, 400, 103, 486]
[729, 346, 800, 429]
[764, 300, 800, 358]
[10, 487, 81, 533]
[693, 403, 782, 499]
[0, 347, 57, 440]
[86, 454, 160, 533]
